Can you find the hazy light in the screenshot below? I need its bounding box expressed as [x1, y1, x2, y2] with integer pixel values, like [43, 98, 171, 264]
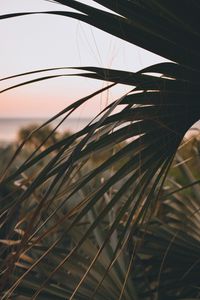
[0, 0, 167, 118]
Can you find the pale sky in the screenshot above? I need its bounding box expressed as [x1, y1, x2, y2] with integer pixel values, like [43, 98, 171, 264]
[0, 0, 167, 118]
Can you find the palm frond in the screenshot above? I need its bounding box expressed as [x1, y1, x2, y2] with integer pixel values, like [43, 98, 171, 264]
[0, 1, 200, 299]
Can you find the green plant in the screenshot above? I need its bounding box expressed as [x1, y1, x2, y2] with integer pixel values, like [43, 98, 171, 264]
[1, 167, 139, 299]
[1, 138, 200, 299]
[135, 139, 200, 299]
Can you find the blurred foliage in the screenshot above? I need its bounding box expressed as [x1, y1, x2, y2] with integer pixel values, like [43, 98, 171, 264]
[168, 131, 200, 195]
[1, 126, 200, 299]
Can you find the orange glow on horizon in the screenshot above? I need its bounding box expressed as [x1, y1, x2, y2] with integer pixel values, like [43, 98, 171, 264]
[0, 77, 129, 118]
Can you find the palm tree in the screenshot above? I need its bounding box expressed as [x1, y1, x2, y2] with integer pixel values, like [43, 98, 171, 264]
[0, 1, 200, 299]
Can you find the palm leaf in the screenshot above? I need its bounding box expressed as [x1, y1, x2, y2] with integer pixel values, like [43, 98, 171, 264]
[1, 1, 200, 299]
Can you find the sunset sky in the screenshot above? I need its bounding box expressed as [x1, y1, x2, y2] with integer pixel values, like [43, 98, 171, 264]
[0, 0, 167, 118]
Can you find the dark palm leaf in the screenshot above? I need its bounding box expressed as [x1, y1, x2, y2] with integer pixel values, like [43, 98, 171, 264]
[0, 1, 200, 299]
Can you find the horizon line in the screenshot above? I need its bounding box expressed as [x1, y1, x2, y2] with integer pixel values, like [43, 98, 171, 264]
[0, 116, 92, 120]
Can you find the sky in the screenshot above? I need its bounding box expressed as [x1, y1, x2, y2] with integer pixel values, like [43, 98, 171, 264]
[0, 0, 167, 118]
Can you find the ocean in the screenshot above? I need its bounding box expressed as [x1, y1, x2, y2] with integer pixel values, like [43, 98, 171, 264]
[0, 117, 91, 144]
[0, 117, 199, 145]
